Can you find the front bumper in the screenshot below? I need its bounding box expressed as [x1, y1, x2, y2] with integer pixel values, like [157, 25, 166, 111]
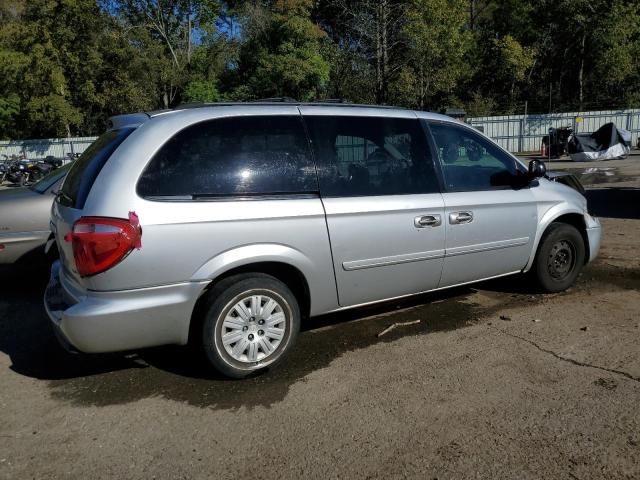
[44, 261, 209, 353]
[585, 214, 602, 264]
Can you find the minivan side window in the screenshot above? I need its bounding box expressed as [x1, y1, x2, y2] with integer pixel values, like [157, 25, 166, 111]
[137, 116, 317, 198]
[429, 122, 525, 192]
[305, 116, 439, 197]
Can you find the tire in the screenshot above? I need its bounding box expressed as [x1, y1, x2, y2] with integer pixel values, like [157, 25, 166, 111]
[201, 273, 300, 378]
[533, 222, 585, 292]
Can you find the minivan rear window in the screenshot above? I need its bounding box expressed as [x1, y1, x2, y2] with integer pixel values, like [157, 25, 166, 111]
[59, 128, 134, 208]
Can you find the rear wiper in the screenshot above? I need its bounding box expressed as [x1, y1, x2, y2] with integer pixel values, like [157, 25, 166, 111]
[54, 189, 73, 205]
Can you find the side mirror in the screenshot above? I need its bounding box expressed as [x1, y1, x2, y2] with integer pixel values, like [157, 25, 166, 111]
[528, 159, 546, 179]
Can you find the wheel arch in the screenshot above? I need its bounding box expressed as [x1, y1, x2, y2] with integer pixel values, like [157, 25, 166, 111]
[524, 208, 589, 273]
[188, 247, 313, 345]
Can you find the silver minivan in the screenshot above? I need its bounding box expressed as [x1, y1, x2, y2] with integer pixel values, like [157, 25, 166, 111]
[45, 103, 602, 378]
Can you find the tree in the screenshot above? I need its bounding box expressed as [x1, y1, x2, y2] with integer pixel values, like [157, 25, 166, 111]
[229, 0, 330, 101]
[320, 0, 408, 103]
[320, 40, 376, 103]
[183, 79, 219, 102]
[2, 0, 640, 139]
[0, 94, 20, 139]
[0, 0, 100, 138]
[590, 1, 640, 108]
[394, 0, 472, 110]
[489, 35, 535, 110]
[107, 0, 220, 107]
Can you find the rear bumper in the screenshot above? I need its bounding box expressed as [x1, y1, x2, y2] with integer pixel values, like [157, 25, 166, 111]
[585, 214, 602, 264]
[44, 261, 209, 353]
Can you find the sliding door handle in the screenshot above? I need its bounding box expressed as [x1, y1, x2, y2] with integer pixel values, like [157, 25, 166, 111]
[414, 214, 442, 228]
[449, 211, 474, 224]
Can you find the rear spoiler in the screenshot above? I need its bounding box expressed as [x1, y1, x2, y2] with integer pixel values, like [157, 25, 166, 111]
[107, 113, 150, 131]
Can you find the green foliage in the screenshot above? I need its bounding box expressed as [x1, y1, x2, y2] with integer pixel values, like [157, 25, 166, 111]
[492, 35, 536, 84]
[393, 0, 472, 109]
[0, 94, 20, 139]
[591, 2, 640, 89]
[1, 0, 639, 139]
[0, 0, 92, 137]
[184, 79, 219, 103]
[229, 0, 329, 101]
[465, 92, 496, 117]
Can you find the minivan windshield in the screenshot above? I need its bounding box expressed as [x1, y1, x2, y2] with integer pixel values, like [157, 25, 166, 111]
[59, 128, 134, 208]
[29, 163, 71, 194]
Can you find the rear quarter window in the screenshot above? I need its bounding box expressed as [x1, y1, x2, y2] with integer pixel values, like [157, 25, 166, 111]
[137, 116, 317, 199]
[60, 128, 134, 208]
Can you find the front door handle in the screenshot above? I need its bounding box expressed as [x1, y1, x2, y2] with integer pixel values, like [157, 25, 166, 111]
[449, 211, 474, 225]
[414, 214, 442, 228]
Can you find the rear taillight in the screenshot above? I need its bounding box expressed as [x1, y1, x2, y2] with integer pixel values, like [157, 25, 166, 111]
[64, 212, 142, 277]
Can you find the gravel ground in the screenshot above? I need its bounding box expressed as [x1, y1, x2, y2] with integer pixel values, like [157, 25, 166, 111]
[1, 154, 639, 479]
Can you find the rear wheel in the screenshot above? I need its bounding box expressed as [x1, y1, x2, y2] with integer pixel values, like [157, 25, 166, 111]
[533, 222, 585, 292]
[201, 274, 300, 378]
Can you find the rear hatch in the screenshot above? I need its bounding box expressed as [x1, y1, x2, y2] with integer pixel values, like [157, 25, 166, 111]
[52, 128, 135, 286]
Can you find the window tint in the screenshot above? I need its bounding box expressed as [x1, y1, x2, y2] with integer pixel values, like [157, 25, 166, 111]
[60, 128, 134, 208]
[429, 123, 525, 192]
[137, 116, 317, 198]
[305, 116, 439, 196]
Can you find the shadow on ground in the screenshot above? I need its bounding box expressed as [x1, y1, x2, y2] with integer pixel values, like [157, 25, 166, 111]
[3, 260, 639, 411]
[0, 266, 516, 410]
[585, 187, 640, 220]
[0, 267, 481, 409]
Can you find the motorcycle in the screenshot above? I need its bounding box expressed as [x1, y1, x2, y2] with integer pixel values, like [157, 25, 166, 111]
[5, 159, 31, 186]
[0, 155, 21, 183]
[0, 157, 9, 183]
[27, 161, 55, 183]
[44, 155, 63, 168]
[4, 156, 60, 185]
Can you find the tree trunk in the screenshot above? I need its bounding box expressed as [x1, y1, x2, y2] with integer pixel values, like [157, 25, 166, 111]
[419, 64, 425, 110]
[469, 0, 475, 31]
[578, 32, 586, 110]
[381, 0, 388, 104]
[510, 79, 516, 111]
[375, 4, 383, 103]
[187, 1, 192, 65]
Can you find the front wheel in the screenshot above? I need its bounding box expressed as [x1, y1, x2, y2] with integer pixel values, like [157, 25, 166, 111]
[201, 274, 300, 378]
[533, 222, 585, 292]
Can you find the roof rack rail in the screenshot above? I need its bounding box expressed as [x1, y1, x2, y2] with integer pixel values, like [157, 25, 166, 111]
[161, 101, 408, 115]
[314, 98, 350, 103]
[176, 102, 208, 108]
[251, 97, 298, 103]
